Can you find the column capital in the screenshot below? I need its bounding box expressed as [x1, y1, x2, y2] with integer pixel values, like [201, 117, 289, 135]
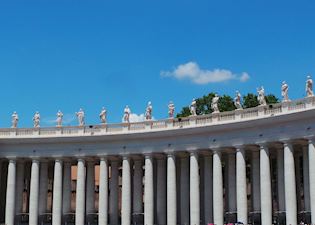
[31, 158, 40, 163]
[77, 158, 85, 163]
[54, 158, 63, 163]
[166, 152, 176, 157]
[189, 151, 198, 157]
[100, 157, 108, 162]
[144, 154, 153, 159]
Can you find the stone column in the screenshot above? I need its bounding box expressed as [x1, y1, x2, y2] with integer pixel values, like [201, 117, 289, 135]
[251, 151, 260, 212]
[39, 162, 48, 216]
[309, 139, 315, 224]
[29, 159, 40, 225]
[236, 148, 247, 224]
[180, 156, 189, 224]
[121, 156, 131, 225]
[203, 155, 213, 224]
[5, 159, 16, 225]
[144, 155, 154, 225]
[15, 161, 25, 215]
[167, 153, 177, 225]
[109, 161, 119, 225]
[190, 152, 200, 225]
[133, 160, 143, 214]
[99, 158, 108, 225]
[260, 145, 272, 225]
[227, 153, 237, 213]
[284, 142, 297, 225]
[63, 162, 72, 215]
[213, 150, 223, 225]
[86, 161, 95, 214]
[303, 146, 311, 212]
[76, 159, 86, 225]
[156, 157, 166, 225]
[52, 159, 63, 225]
[277, 148, 285, 212]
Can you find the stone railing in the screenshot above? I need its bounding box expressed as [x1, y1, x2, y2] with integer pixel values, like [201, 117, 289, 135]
[0, 96, 314, 138]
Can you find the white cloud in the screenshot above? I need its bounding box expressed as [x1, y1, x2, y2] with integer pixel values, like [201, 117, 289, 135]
[121, 113, 155, 123]
[161, 61, 250, 84]
[42, 113, 76, 126]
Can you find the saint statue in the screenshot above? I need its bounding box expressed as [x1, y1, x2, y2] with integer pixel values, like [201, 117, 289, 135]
[99, 107, 107, 124]
[33, 111, 40, 128]
[281, 81, 289, 102]
[257, 86, 267, 106]
[56, 110, 63, 127]
[211, 94, 220, 113]
[306, 75, 314, 97]
[168, 101, 175, 118]
[11, 111, 19, 128]
[234, 91, 242, 109]
[123, 105, 131, 123]
[190, 98, 197, 116]
[145, 101, 153, 120]
[76, 108, 85, 126]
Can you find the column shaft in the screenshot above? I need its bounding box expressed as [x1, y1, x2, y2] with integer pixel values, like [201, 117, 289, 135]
[5, 159, 16, 225]
[309, 140, 315, 224]
[190, 152, 200, 225]
[144, 156, 154, 225]
[133, 160, 143, 214]
[203, 155, 213, 224]
[99, 158, 108, 225]
[236, 148, 247, 224]
[121, 157, 131, 225]
[109, 161, 119, 225]
[63, 162, 72, 214]
[76, 159, 86, 225]
[213, 151, 224, 225]
[86, 161, 95, 214]
[284, 143, 297, 225]
[167, 154, 177, 225]
[52, 159, 63, 225]
[29, 160, 40, 225]
[260, 145, 272, 225]
[156, 158, 166, 225]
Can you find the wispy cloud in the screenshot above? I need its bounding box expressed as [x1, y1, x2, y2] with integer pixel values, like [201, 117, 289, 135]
[121, 113, 155, 123]
[161, 61, 250, 84]
[42, 113, 76, 126]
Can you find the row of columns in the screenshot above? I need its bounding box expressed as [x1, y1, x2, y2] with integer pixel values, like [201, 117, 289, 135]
[3, 139, 315, 225]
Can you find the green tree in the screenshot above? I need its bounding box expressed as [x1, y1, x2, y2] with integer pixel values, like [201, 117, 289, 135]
[243, 93, 259, 108]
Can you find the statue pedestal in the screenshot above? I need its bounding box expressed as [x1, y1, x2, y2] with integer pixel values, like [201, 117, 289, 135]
[212, 112, 220, 123]
[235, 109, 243, 121]
[258, 105, 266, 117]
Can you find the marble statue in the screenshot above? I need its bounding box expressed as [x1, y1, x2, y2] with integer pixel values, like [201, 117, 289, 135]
[211, 94, 220, 113]
[168, 101, 175, 118]
[33, 111, 40, 128]
[306, 75, 314, 97]
[190, 99, 197, 116]
[76, 108, 85, 126]
[123, 105, 131, 123]
[281, 81, 289, 102]
[257, 86, 267, 106]
[56, 110, 63, 127]
[145, 101, 153, 120]
[11, 111, 19, 128]
[99, 107, 107, 124]
[234, 91, 242, 109]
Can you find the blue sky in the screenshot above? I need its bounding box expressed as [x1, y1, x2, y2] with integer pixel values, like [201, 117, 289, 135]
[0, 1, 314, 127]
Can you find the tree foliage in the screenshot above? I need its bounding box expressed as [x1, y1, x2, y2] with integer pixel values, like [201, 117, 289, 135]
[176, 92, 280, 118]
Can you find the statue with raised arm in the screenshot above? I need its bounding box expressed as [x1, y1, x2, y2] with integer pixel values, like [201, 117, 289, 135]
[190, 98, 197, 116]
[76, 108, 85, 126]
[281, 81, 289, 102]
[168, 101, 175, 118]
[145, 101, 153, 120]
[234, 91, 242, 109]
[99, 107, 107, 124]
[56, 110, 63, 127]
[257, 86, 267, 106]
[211, 94, 220, 113]
[306, 75, 314, 97]
[11, 111, 19, 128]
[123, 105, 131, 123]
[33, 111, 40, 128]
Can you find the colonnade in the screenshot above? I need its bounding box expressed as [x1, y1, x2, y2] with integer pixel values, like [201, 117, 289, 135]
[1, 139, 315, 225]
